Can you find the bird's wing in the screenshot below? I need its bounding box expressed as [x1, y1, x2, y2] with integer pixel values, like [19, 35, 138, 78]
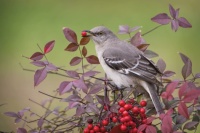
[103, 47, 162, 85]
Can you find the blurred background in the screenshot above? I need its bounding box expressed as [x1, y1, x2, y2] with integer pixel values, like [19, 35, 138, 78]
[0, 0, 199, 132]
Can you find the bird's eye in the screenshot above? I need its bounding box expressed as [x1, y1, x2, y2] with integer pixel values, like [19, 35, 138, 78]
[98, 32, 103, 35]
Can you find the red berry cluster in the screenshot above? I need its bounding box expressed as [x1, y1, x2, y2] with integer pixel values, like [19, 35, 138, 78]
[83, 99, 149, 133]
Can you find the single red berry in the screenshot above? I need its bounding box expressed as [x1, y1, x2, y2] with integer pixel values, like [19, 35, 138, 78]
[133, 128, 138, 133]
[112, 117, 118, 123]
[119, 107, 125, 113]
[83, 128, 90, 133]
[140, 100, 147, 107]
[122, 111, 129, 116]
[120, 117, 126, 123]
[142, 119, 147, 124]
[93, 126, 100, 132]
[128, 104, 133, 110]
[140, 108, 145, 114]
[124, 104, 130, 111]
[120, 124, 127, 131]
[102, 119, 109, 126]
[129, 121, 136, 128]
[132, 106, 139, 114]
[87, 119, 93, 124]
[100, 126, 106, 132]
[81, 31, 87, 37]
[87, 124, 93, 130]
[124, 115, 131, 122]
[118, 100, 126, 107]
[89, 130, 95, 133]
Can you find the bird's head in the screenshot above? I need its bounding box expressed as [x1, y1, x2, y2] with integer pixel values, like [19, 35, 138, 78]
[84, 26, 117, 45]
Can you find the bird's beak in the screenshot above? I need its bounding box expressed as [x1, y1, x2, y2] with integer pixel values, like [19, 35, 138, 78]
[84, 30, 94, 37]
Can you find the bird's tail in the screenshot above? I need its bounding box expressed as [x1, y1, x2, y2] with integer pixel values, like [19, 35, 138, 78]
[140, 81, 164, 115]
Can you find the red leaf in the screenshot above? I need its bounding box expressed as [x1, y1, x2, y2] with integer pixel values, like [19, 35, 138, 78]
[34, 68, 47, 86]
[161, 114, 173, 133]
[171, 19, 179, 32]
[157, 58, 166, 73]
[30, 52, 44, 60]
[146, 125, 157, 133]
[166, 81, 179, 94]
[65, 43, 79, 52]
[169, 4, 176, 19]
[63, 27, 78, 43]
[183, 89, 200, 103]
[137, 44, 149, 52]
[80, 37, 90, 45]
[17, 128, 27, 133]
[151, 13, 171, 25]
[70, 57, 82, 66]
[179, 82, 188, 99]
[44, 40, 55, 54]
[178, 102, 189, 119]
[86, 55, 99, 64]
[138, 124, 147, 132]
[82, 46, 87, 57]
[178, 17, 192, 28]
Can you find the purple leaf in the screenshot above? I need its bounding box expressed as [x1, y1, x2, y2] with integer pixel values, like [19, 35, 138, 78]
[87, 103, 99, 114]
[95, 95, 104, 105]
[130, 32, 142, 46]
[65, 43, 79, 52]
[169, 4, 176, 19]
[118, 25, 130, 34]
[138, 124, 147, 132]
[66, 70, 79, 78]
[41, 98, 52, 107]
[171, 19, 179, 32]
[178, 101, 189, 119]
[15, 118, 21, 123]
[31, 61, 46, 67]
[82, 46, 87, 57]
[44, 40, 55, 54]
[61, 94, 81, 102]
[30, 52, 44, 61]
[178, 17, 192, 28]
[84, 94, 93, 103]
[88, 84, 102, 94]
[183, 121, 199, 130]
[37, 117, 44, 128]
[179, 53, 192, 79]
[86, 55, 100, 64]
[110, 104, 119, 113]
[45, 63, 58, 71]
[151, 13, 171, 25]
[17, 128, 27, 133]
[144, 50, 158, 58]
[59, 81, 73, 95]
[73, 78, 88, 94]
[4, 112, 18, 118]
[175, 8, 180, 19]
[157, 58, 166, 73]
[130, 26, 141, 32]
[75, 105, 85, 116]
[63, 27, 78, 43]
[34, 68, 47, 87]
[163, 71, 175, 77]
[83, 71, 100, 77]
[195, 73, 200, 79]
[70, 56, 82, 66]
[80, 37, 90, 45]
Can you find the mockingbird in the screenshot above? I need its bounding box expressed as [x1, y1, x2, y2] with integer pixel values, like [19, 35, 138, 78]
[85, 26, 164, 114]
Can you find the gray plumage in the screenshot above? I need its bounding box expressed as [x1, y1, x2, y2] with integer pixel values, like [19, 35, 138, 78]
[86, 26, 163, 114]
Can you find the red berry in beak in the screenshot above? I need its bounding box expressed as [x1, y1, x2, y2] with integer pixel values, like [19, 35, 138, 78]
[81, 31, 87, 37]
